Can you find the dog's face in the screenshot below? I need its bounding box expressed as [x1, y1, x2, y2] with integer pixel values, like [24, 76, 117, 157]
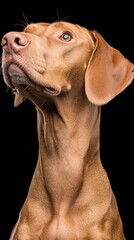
[1, 21, 94, 106]
[1, 21, 134, 107]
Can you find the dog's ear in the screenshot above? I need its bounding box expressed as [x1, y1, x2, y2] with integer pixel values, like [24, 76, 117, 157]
[85, 31, 134, 105]
[13, 90, 25, 107]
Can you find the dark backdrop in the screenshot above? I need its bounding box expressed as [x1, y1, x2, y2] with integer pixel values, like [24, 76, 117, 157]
[0, 2, 133, 240]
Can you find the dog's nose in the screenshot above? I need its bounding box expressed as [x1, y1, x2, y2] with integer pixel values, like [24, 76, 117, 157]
[1, 32, 28, 53]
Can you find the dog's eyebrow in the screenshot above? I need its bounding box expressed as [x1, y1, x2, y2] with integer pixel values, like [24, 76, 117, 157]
[24, 22, 89, 40]
[24, 22, 50, 33]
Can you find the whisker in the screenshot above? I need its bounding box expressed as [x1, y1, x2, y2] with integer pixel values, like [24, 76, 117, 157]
[51, 8, 71, 23]
[22, 11, 29, 26]
[56, 8, 60, 21]
[51, 8, 60, 22]
[50, 17, 56, 23]
[14, 22, 27, 29]
[6, 87, 10, 94]
[61, 16, 71, 22]
[41, 99, 47, 107]
[14, 11, 29, 29]
[22, 84, 30, 93]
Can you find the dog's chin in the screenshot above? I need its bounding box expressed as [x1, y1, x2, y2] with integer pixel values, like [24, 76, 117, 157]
[7, 63, 30, 88]
[7, 63, 60, 96]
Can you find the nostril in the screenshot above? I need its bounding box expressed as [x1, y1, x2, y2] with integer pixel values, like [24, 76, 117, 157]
[14, 35, 28, 46]
[1, 37, 8, 47]
[15, 37, 22, 45]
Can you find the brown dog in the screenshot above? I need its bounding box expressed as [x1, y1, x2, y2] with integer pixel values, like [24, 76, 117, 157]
[1, 21, 134, 240]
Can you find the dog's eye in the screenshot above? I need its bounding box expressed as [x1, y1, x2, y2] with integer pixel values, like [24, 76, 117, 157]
[59, 31, 73, 42]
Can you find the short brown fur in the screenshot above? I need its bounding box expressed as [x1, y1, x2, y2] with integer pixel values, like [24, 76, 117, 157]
[1, 21, 134, 239]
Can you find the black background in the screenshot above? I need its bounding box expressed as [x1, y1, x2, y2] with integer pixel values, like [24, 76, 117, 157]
[0, 2, 133, 240]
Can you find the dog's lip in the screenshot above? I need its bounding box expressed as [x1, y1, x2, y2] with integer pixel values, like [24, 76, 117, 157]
[8, 63, 26, 79]
[6, 63, 60, 96]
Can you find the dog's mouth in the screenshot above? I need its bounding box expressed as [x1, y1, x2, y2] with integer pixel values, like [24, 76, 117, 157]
[6, 63, 60, 96]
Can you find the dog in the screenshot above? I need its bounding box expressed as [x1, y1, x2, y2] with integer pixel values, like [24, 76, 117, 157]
[1, 20, 134, 239]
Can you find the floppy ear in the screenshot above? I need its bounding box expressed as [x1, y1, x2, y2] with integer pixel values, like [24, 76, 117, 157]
[13, 90, 25, 107]
[85, 31, 134, 105]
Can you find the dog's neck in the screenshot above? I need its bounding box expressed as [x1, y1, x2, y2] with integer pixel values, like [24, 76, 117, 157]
[33, 94, 104, 211]
[36, 94, 100, 164]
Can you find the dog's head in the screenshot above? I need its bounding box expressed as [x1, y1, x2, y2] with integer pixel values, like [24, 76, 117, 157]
[1, 21, 134, 107]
